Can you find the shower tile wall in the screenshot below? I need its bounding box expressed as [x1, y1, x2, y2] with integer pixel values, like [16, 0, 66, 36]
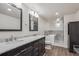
[44, 30, 64, 43]
[44, 17, 64, 43]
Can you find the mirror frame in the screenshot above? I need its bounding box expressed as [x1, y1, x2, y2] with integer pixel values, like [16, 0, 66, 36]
[0, 3, 22, 31]
[29, 14, 38, 31]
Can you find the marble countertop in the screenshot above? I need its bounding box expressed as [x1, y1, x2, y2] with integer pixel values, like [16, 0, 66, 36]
[0, 35, 45, 55]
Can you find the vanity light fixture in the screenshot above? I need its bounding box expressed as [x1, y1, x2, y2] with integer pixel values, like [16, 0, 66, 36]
[29, 10, 39, 18]
[8, 8, 12, 11]
[35, 12, 39, 17]
[29, 10, 35, 16]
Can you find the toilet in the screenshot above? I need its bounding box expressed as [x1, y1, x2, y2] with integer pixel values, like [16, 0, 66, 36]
[45, 34, 56, 49]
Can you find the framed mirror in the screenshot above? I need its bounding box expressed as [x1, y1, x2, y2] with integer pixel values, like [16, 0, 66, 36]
[29, 14, 38, 31]
[0, 3, 22, 31]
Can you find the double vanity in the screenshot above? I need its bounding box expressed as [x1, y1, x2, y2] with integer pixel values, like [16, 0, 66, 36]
[0, 35, 45, 56]
[0, 3, 45, 56]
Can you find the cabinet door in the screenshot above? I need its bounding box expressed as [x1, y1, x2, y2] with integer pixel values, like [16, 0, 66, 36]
[39, 38, 45, 56]
[0, 46, 22, 56]
[16, 46, 33, 56]
[33, 41, 39, 56]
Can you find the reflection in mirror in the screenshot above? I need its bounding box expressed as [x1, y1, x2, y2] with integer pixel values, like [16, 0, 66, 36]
[0, 3, 22, 31]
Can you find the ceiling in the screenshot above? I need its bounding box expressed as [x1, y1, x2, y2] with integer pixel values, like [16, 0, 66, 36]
[24, 3, 79, 21]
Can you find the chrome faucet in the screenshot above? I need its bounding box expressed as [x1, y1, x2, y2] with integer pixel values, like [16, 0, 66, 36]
[8, 35, 15, 42]
[9, 35, 14, 41]
[4, 35, 17, 42]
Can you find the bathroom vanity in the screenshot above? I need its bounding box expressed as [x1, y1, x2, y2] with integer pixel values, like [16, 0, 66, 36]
[0, 35, 45, 56]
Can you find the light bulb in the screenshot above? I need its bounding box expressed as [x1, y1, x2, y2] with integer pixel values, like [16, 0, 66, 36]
[29, 10, 35, 16]
[56, 12, 59, 15]
[35, 13, 38, 17]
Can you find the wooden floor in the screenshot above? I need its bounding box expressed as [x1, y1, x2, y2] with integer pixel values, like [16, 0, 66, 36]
[45, 46, 79, 56]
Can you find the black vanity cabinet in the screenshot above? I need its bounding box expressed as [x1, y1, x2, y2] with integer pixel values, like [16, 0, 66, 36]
[0, 37, 45, 56]
[33, 40, 39, 56]
[16, 42, 33, 56]
[33, 37, 45, 56]
[39, 38, 45, 56]
[16, 46, 33, 56]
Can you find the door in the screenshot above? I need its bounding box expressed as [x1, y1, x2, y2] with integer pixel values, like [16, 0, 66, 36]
[68, 22, 79, 52]
[68, 22, 79, 42]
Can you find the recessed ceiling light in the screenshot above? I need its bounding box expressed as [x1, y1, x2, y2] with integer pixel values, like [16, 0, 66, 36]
[56, 12, 59, 15]
[8, 8, 12, 11]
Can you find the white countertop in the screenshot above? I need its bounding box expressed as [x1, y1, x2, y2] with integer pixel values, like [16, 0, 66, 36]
[0, 35, 45, 55]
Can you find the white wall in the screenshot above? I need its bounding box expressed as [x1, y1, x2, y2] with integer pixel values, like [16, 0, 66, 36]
[0, 4, 49, 41]
[64, 10, 79, 48]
